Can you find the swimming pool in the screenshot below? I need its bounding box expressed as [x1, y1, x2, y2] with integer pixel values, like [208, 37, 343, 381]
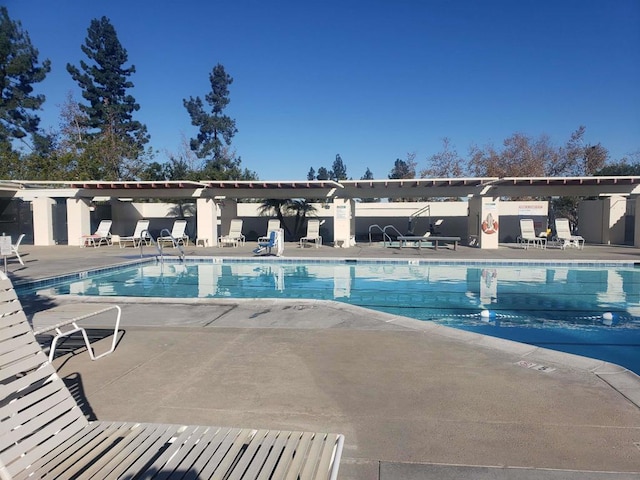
[23, 258, 640, 374]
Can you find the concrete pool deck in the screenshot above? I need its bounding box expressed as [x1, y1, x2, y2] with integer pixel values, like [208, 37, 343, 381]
[5, 243, 640, 479]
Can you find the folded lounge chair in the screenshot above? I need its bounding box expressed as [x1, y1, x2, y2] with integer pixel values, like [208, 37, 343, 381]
[300, 219, 322, 248]
[157, 219, 189, 247]
[81, 220, 112, 248]
[555, 218, 585, 249]
[518, 219, 545, 249]
[0, 271, 345, 480]
[9, 233, 25, 266]
[218, 219, 245, 247]
[118, 219, 151, 248]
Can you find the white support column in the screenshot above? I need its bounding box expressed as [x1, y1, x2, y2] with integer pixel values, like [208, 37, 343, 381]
[333, 198, 355, 248]
[67, 198, 92, 246]
[32, 197, 56, 246]
[196, 198, 220, 247]
[634, 197, 640, 248]
[469, 196, 500, 249]
[604, 195, 627, 245]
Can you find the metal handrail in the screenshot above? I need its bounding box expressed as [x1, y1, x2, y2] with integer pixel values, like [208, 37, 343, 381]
[158, 228, 185, 262]
[409, 204, 431, 219]
[408, 205, 430, 234]
[140, 229, 163, 261]
[368, 224, 384, 245]
[382, 225, 403, 247]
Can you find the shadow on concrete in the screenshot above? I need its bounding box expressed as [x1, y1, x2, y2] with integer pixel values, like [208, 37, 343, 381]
[63, 372, 97, 421]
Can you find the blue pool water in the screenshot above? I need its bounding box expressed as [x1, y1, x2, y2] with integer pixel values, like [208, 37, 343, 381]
[24, 260, 640, 374]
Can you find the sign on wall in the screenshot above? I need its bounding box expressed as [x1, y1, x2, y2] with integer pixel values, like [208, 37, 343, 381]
[0, 235, 11, 256]
[518, 204, 546, 216]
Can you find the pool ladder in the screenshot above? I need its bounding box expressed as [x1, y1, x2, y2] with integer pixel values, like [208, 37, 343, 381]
[140, 229, 185, 263]
[368, 224, 404, 247]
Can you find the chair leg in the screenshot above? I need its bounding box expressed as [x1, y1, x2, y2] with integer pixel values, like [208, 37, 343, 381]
[12, 250, 24, 265]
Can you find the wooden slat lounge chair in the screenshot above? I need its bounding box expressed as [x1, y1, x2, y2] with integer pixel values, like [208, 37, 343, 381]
[0, 272, 344, 480]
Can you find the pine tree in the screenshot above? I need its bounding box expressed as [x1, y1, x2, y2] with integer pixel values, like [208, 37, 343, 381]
[184, 64, 254, 180]
[307, 167, 316, 180]
[361, 167, 373, 180]
[316, 167, 330, 180]
[331, 154, 348, 180]
[0, 7, 50, 152]
[67, 16, 149, 180]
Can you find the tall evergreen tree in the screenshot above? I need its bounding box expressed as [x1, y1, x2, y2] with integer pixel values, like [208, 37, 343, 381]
[316, 167, 330, 180]
[184, 64, 254, 180]
[307, 167, 316, 181]
[67, 16, 149, 180]
[331, 154, 347, 180]
[361, 167, 374, 180]
[0, 6, 50, 154]
[388, 154, 416, 179]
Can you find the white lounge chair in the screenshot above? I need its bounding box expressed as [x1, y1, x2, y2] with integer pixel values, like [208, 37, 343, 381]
[555, 218, 585, 249]
[0, 271, 344, 480]
[518, 219, 545, 249]
[157, 219, 189, 247]
[118, 219, 151, 248]
[300, 219, 322, 248]
[31, 303, 122, 362]
[81, 220, 112, 247]
[218, 219, 245, 247]
[9, 233, 25, 265]
[258, 218, 281, 243]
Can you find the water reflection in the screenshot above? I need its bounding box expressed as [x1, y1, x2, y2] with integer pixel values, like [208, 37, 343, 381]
[37, 262, 640, 328]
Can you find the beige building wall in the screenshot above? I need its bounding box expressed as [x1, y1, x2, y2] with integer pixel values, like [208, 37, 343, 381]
[579, 196, 627, 245]
[606, 196, 628, 245]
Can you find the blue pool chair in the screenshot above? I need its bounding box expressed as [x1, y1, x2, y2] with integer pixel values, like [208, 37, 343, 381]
[253, 230, 278, 255]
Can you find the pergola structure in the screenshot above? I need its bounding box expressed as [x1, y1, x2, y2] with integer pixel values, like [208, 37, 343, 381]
[2, 176, 640, 248]
[338, 177, 640, 199]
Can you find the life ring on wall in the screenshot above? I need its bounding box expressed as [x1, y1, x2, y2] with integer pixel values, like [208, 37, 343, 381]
[481, 214, 499, 235]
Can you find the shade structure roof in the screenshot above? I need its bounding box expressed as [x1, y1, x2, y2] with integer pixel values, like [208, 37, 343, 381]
[2, 176, 640, 200]
[487, 176, 640, 197]
[337, 178, 498, 199]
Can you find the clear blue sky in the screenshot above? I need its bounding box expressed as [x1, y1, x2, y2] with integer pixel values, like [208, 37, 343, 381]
[6, 0, 640, 180]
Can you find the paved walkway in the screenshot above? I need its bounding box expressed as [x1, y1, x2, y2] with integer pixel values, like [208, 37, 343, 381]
[5, 243, 640, 479]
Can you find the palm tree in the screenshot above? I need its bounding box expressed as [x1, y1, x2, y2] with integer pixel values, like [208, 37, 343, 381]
[257, 199, 291, 237]
[286, 199, 317, 239]
[258, 198, 318, 240]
